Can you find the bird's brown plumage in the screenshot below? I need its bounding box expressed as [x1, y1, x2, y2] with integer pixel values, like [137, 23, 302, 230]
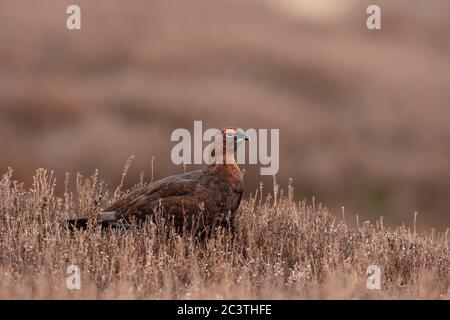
[69, 127, 248, 235]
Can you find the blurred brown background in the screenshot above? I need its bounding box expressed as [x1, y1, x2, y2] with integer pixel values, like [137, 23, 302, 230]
[1, 0, 449, 229]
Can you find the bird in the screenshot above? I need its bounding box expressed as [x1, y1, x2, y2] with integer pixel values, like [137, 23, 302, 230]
[68, 127, 249, 236]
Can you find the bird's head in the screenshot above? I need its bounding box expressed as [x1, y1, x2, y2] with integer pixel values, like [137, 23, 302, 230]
[210, 127, 250, 163]
[222, 127, 250, 152]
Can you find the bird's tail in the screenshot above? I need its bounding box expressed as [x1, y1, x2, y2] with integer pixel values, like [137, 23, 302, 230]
[66, 212, 118, 230]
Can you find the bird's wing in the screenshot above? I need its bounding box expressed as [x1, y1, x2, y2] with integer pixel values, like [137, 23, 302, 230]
[102, 170, 204, 221]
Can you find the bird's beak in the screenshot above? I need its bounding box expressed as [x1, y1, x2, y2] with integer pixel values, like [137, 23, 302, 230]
[237, 131, 250, 143]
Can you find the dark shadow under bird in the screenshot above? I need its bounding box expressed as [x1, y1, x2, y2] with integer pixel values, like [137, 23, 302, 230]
[68, 127, 249, 235]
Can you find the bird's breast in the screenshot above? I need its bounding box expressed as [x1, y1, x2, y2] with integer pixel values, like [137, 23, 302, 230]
[193, 164, 244, 215]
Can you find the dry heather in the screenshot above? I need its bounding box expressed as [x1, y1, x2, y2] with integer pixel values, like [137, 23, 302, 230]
[0, 167, 448, 299]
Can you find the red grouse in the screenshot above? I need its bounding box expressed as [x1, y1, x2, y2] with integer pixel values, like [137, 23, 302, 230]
[69, 128, 249, 235]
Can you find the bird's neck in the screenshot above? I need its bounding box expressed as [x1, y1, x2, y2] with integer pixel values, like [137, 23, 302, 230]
[209, 153, 242, 177]
[213, 152, 237, 165]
